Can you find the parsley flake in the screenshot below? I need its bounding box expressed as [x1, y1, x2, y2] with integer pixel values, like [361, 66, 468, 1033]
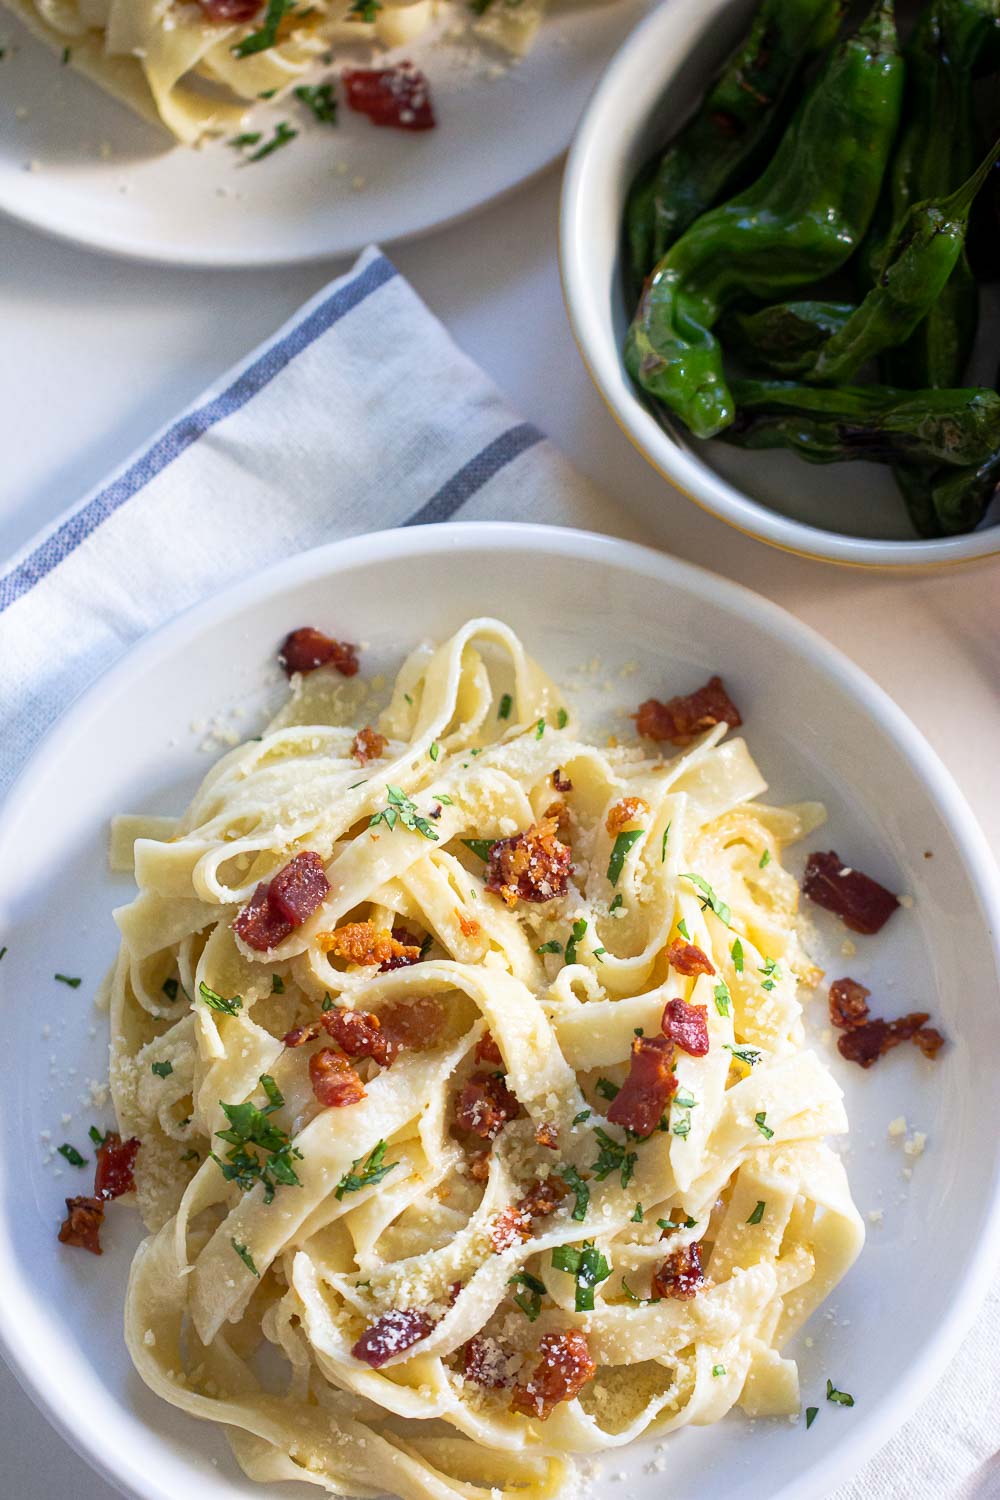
[591, 1127, 637, 1189]
[536, 940, 563, 955]
[199, 982, 243, 1016]
[58, 1143, 86, 1167]
[631, 1203, 644, 1222]
[551, 1241, 610, 1312]
[335, 1139, 398, 1200]
[559, 1165, 590, 1221]
[231, 1239, 259, 1277]
[595, 1078, 620, 1101]
[535, 719, 546, 739]
[712, 1364, 726, 1377]
[826, 1379, 854, 1407]
[609, 894, 624, 915]
[55, 973, 81, 989]
[620, 1275, 660, 1305]
[754, 1111, 774, 1140]
[676, 917, 690, 940]
[731, 937, 744, 973]
[463, 838, 495, 861]
[271, 974, 285, 994]
[348, 0, 381, 18]
[370, 785, 439, 841]
[608, 829, 643, 887]
[88, 1126, 106, 1148]
[294, 80, 337, 123]
[429, 742, 440, 761]
[725, 1043, 762, 1068]
[661, 822, 671, 862]
[747, 1200, 766, 1225]
[759, 958, 780, 992]
[680, 873, 731, 925]
[211, 1078, 302, 1204]
[805, 1406, 819, 1429]
[759, 849, 772, 869]
[556, 708, 569, 729]
[246, 121, 298, 162]
[497, 693, 513, 721]
[508, 1270, 546, 1321]
[564, 917, 588, 966]
[151, 1061, 173, 1079]
[229, 131, 263, 149]
[657, 1215, 697, 1231]
[714, 981, 732, 1017]
[232, 0, 296, 58]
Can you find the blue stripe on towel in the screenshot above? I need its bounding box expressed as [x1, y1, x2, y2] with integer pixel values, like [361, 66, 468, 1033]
[402, 423, 545, 527]
[0, 254, 398, 617]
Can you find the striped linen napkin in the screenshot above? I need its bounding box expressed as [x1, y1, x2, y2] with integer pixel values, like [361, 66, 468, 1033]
[0, 245, 996, 1500]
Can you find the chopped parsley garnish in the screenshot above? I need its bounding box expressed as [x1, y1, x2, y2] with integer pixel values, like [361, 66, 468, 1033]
[162, 977, 179, 1002]
[595, 1078, 620, 1101]
[620, 1276, 659, 1305]
[294, 81, 337, 123]
[229, 132, 263, 149]
[199, 982, 243, 1016]
[551, 1241, 610, 1312]
[321, 993, 335, 1011]
[759, 849, 772, 869]
[674, 1090, 697, 1110]
[508, 1270, 546, 1321]
[272, 974, 285, 994]
[497, 693, 512, 720]
[463, 838, 495, 861]
[258, 87, 278, 98]
[759, 958, 780, 992]
[572, 1108, 591, 1125]
[676, 917, 690, 940]
[661, 822, 671, 862]
[591, 1127, 637, 1189]
[58, 1143, 86, 1167]
[631, 1203, 644, 1222]
[657, 1215, 697, 1231]
[680, 873, 731, 926]
[232, 0, 296, 57]
[607, 829, 643, 887]
[349, 0, 381, 18]
[536, 940, 562, 956]
[725, 1043, 762, 1068]
[747, 1200, 766, 1225]
[404, 693, 414, 705]
[370, 785, 439, 841]
[151, 1061, 173, 1079]
[731, 937, 744, 973]
[672, 1113, 691, 1138]
[469, 0, 495, 13]
[335, 1139, 398, 1200]
[246, 121, 298, 162]
[61, 45, 71, 64]
[88, 1126, 106, 1148]
[609, 894, 624, 915]
[826, 1379, 854, 1407]
[434, 792, 454, 805]
[429, 742, 440, 761]
[564, 917, 587, 965]
[535, 719, 546, 739]
[0, 946, 6, 960]
[805, 1406, 819, 1429]
[556, 708, 569, 729]
[231, 1239, 260, 1277]
[212, 1077, 302, 1203]
[419, 933, 434, 959]
[559, 1164, 590, 1220]
[714, 981, 732, 1017]
[754, 1111, 774, 1140]
[712, 1364, 726, 1378]
[54, 973, 81, 988]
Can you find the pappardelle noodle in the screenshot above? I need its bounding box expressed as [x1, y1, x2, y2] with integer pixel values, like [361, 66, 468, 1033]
[107, 618, 863, 1499]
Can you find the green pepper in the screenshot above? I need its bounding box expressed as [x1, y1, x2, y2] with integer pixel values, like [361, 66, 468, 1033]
[625, 1, 903, 441]
[624, 0, 845, 298]
[724, 380, 1000, 468]
[863, 0, 998, 388]
[805, 137, 1000, 384]
[723, 300, 855, 377]
[896, 449, 1000, 537]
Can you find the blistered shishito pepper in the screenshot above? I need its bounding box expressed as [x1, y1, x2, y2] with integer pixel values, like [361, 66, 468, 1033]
[896, 449, 1000, 537]
[865, 0, 998, 387]
[724, 300, 854, 377]
[805, 138, 1000, 383]
[624, 0, 845, 297]
[625, 2, 903, 441]
[724, 380, 1000, 468]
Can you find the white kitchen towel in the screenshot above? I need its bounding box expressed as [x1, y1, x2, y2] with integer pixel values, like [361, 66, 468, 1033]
[0, 246, 995, 1500]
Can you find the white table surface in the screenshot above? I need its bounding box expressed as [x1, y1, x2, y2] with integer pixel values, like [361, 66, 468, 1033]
[1, 165, 998, 1500]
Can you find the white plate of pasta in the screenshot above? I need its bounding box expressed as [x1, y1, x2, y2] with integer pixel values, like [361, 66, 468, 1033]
[0, 522, 998, 1500]
[0, 0, 648, 266]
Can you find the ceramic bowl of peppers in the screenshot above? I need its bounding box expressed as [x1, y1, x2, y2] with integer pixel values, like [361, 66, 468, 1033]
[561, 0, 1000, 567]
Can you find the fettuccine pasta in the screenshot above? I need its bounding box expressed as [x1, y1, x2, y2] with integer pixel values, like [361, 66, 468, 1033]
[104, 618, 862, 1499]
[3, 0, 589, 144]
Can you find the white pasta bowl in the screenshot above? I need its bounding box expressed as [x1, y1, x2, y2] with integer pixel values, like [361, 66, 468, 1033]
[559, 0, 1000, 568]
[0, 521, 998, 1500]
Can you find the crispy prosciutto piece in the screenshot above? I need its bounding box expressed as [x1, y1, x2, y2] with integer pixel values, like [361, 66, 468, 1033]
[94, 1132, 140, 1201]
[484, 816, 572, 907]
[606, 1034, 677, 1136]
[661, 997, 710, 1057]
[534, 1121, 559, 1150]
[463, 1335, 512, 1388]
[468, 1150, 491, 1183]
[285, 996, 443, 1063]
[352, 725, 388, 765]
[474, 1031, 504, 1066]
[490, 1176, 567, 1252]
[379, 996, 446, 1053]
[552, 768, 573, 793]
[321, 1007, 394, 1067]
[455, 1072, 521, 1140]
[635, 676, 741, 746]
[802, 851, 899, 935]
[278, 627, 359, 678]
[318, 921, 420, 968]
[352, 1307, 437, 1368]
[234, 851, 329, 952]
[58, 1196, 105, 1255]
[605, 797, 649, 836]
[651, 1241, 706, 1301]
[343, 63, 435, 131]
[197, 0, 261, 19]
[828, 977, 871, 1030]
[309, 1049, 366, 1107]
[510, 1332, 595, 1420]
[666, 940, 715, 978]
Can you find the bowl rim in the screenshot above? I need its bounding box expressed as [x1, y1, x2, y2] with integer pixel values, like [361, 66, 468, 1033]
[2, 520, 1000, 1500]
[558, 0, 1000, 570]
